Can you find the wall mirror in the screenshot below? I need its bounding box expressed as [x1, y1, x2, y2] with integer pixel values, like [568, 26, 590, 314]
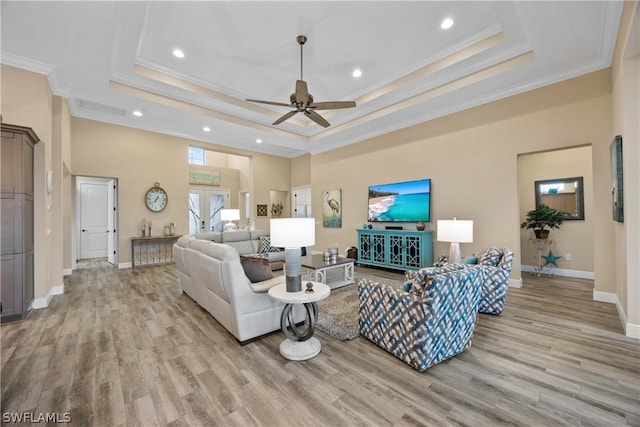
[535, 177, 584, 220]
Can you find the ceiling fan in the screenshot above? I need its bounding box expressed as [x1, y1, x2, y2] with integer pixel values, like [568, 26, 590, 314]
[246, 35, 356, 128]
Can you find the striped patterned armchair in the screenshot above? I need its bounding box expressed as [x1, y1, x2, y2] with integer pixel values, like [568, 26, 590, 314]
[358, 268, 482, 371]
[475, 246, 514, 315]
[404, 246, 514, 315]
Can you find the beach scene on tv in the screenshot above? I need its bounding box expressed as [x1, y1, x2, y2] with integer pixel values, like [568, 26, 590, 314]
[368, 179, 431, 222]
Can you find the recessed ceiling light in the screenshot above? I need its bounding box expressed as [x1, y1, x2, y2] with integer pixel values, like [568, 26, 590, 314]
[256, 138, 262, 144]
[441, 18, 454, 30]
[203, 126, 211, 132]
[132, 110, 143, 117]
[352, 69, 362, 78]
[172, 48, 185, 58]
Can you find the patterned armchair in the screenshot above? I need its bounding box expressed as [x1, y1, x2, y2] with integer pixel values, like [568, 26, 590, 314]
[358, 268, 482, 371]
[405, 246, 514, 316]
[475, 246, 514, 315]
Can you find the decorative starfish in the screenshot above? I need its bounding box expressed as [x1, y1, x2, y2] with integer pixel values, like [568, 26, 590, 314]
[542, 250, 562, 267]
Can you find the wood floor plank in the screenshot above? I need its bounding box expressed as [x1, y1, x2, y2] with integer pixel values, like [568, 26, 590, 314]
[1, 261, 638, 426]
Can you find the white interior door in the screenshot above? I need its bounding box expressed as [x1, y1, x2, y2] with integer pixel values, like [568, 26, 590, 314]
[189, 187, 229, 234]
[80, 181, 109, 259]
[107, 179, 117, 264]
[292, 186, 312, 218]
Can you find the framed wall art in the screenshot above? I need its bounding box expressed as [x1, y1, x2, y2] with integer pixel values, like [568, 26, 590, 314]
[610, 135, 623, 222]
[322, 189, 342, 228]
[189, 171, 220, 186]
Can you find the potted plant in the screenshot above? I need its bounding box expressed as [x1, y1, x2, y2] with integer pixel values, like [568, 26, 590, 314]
[520, 204, 567, 239]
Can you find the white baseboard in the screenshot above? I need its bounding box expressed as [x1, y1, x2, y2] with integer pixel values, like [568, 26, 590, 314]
[593, 290, 640, 340]
[32, 284, 65, 309]
[63, 268, 73, 276]
[509, 278, 522, 288]
[626, 323, 640, 340]
[521, 265, 594, 280]
[118, 262, 132, 269]
[593, 290, 620, 305]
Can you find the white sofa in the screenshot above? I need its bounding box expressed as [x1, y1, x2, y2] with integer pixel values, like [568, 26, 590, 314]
[173, 233, 303, 343]
[191, 230, 286, 270]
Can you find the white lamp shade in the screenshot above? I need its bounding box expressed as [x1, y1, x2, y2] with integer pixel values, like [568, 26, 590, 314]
[220, 209, 240, 221]
[437, 219, 473, 243]
[270, 218, 315, 247]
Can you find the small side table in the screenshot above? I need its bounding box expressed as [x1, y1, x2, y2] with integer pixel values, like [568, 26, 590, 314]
[531, 238, 554, 276]
[268, 282, 330, 361]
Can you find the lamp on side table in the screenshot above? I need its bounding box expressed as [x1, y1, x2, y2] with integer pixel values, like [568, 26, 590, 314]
[221, 209, 240, 232]
[270, 218, 316, 292]
[437, 218, 473, 264]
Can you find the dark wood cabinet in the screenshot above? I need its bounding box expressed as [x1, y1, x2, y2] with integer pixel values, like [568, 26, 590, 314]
[1, 123, 39, 323]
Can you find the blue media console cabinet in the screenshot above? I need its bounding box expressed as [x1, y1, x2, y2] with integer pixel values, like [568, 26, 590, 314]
[357, 229, 433, 271]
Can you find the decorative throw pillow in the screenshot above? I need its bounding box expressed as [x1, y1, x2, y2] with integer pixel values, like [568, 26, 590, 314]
[478, 246, 503, 266]
[401, 280, 413, 292]
[433, 255, 448, 267]
[462, 255, 478, 265]
[240, 254, 273, 283]
[409, 275, 431, 299]
[258, 236, 283, 253]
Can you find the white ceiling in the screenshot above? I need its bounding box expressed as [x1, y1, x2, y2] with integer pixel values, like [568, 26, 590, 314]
[1, 1, 623, 158]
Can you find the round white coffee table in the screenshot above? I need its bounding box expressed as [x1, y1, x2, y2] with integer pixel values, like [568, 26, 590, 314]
[268, 281, 330, 361]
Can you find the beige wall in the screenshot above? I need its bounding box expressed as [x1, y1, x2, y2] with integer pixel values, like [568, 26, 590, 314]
[71, 118, 190, 264]
[71, 118, 291, 263]
[227, 155, 251, 194]
[611, 1, 639, 335]
[252, 154, 291, 230]
[1, 65, 57, 300]
[201, 147, 253, 221]
[517, 146, 594, 273]
[311, 70, 613, 288]
[291, 154, 311, 188]
[189, 164, 240, 211]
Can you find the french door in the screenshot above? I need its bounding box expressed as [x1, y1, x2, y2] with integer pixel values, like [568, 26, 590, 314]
[189, 188, 230, 234]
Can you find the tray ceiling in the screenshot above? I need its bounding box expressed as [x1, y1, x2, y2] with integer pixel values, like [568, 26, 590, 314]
[1, 1, 623, 157]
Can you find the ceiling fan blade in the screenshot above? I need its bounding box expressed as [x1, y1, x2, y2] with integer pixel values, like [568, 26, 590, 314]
[272, 110, 299, 125]
[309, 101, 356, 110]
[295, 80, 309, 104]
[304, 110, 330, 128]
[246, 99, 292, 107]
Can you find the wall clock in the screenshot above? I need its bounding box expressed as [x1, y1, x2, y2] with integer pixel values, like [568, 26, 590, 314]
[145, 182, 168, 212]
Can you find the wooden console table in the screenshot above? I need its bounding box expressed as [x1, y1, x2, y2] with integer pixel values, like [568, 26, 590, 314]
[131, 235, 181, 268]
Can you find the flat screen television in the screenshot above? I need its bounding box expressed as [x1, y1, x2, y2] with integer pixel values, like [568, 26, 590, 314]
[368, 178, 431, 222]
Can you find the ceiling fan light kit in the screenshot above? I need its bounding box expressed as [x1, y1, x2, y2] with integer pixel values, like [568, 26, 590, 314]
[246, 35, 356, 128]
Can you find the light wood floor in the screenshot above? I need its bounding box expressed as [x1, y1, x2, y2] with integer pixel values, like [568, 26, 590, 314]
[2, 261, 639, 426]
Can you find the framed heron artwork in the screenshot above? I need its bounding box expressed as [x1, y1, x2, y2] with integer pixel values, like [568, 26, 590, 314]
[323, 189, 342, 228]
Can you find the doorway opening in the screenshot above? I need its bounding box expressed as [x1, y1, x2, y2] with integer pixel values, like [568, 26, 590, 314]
[517, 145, 593, 280]
[75, 176, 118, 266]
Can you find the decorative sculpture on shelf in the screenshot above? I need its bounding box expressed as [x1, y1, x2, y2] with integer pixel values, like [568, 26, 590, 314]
[271, 202, 283, 217]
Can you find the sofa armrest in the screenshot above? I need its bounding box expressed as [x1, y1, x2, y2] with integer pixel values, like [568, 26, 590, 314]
[498, 249, 515, 271]
[404, 270, 418, 282]
[476, 265, 509, 315]
[248, 276, 286, 293]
